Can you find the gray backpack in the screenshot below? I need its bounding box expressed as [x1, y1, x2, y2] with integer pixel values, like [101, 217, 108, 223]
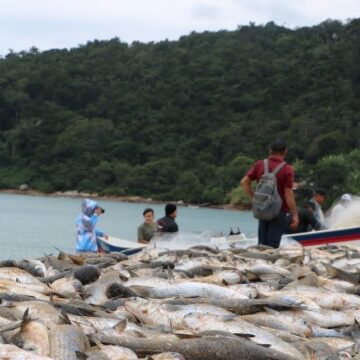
[252, 159, 286, 221]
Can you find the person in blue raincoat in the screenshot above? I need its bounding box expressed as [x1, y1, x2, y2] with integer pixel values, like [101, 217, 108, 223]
[76, 198, 108, 252]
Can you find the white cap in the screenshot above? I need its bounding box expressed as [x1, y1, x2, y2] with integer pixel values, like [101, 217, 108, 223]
[341, 193, 352, 202]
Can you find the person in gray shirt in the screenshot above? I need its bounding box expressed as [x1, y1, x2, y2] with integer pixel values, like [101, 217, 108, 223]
[137, 208, 158, 244]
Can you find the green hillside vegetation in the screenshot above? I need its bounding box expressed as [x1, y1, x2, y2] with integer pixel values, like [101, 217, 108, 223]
[0, 19, 359, 205]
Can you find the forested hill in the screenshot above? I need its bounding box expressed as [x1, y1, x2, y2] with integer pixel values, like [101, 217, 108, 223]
[0, 19, 359, 205]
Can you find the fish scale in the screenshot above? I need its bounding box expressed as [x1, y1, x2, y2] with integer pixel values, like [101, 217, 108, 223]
[49, 324, 90, 360]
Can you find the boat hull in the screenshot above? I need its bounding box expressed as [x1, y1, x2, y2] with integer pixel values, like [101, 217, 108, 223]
[97, 237, 145, 255]
[282, 226, 360, 247]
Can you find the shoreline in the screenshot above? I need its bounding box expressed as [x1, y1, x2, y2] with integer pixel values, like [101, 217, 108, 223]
[0, 188, 249, 212]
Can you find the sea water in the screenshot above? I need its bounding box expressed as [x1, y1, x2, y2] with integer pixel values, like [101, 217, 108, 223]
[0, 193, 257, 259]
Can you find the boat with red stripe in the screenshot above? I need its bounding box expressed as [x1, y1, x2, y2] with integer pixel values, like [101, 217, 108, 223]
[282, 226, 360, 247]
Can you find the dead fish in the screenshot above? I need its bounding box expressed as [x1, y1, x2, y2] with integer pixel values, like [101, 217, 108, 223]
[0, 292, 43, 303]
[189, 245, 220, 254]
[83, 342, 138, 359]
[124, 299, 303, 359]
[50, 277, 83, 298]
[146, 352, 185, 360]
[39, 265, 101, 285]
[57, 250, 85, 266]
[3, 301, 63, 325]
[322, 262, 360, 284]
[164, 297, 267, 315]
[0, 280, 52, 300]
[175, 266, 215, 278]
[49, 324, 90, 360]
[0, 267, 44, 285]
[126, 261, 175, 271]
[295, 339, 339, 360]
[67, 315, 127, 336]
[74, 266, 101, 285]
[83, 271, 121, 305]
[84, 252, 128, 261]
[102, 298, 128, 311]
[345, 285, 360, 295]
[76, 350, 111, 360]
[243, 264, 293, 278]
[190, 270, 243, 286]
[44, 257, 78, 272]
[285, 308, 354, 328]
[129, 281, 249, 300]
[0, 344, 53, 359]
[310, 337, 355, 352]
[228, 249, 281, 262]
[51, 297, 115, 319]
[262, 288, 360, 310]
[16, 259, 47, 278]
[11, 318, 50, 355]
[96, 332, 301, 360]
[0, 260, 17, 267]
[241, 309, 312, 337]
[105, 283, 140, 299]
[85, 257, 117, 267]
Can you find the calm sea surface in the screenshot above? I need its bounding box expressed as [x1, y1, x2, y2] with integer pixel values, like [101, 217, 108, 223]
[0, 193, 257, 259]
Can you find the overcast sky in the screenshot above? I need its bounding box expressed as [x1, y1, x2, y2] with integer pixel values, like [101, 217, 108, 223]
[1, 0, 359, 56]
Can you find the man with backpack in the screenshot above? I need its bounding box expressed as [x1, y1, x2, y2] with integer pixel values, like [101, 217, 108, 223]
[240, 138, 299, 248]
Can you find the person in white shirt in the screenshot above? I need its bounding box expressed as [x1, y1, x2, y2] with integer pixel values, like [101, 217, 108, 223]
[309, 188, 326, 229]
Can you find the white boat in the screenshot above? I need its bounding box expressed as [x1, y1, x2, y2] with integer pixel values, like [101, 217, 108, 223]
[282, 226, 360, 247]
[97, 236, 146, 255]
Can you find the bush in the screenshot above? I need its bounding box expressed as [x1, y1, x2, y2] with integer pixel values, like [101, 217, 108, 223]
[202, 187, 225, 204]
[228, 185, 252, 208]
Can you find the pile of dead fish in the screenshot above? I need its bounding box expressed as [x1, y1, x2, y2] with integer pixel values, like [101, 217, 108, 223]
[1, 242, 360, 360]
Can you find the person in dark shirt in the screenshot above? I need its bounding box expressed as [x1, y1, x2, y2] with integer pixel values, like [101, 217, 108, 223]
[285, 202, 321, 234]
[157, 203, 179, 233]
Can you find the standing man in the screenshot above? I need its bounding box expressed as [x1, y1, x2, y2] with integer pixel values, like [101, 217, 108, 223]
[157, 203, 179, 233]
[241, 139, 298, 248]
[309, 188, 327, 229]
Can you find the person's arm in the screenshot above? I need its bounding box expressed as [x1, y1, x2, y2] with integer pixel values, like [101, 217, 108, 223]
[95, 229, 108, 239]
[306, 210, 321, 230]
[284, 187, 299, 231]
[284, 213, 294, 234]
[240, 175, 254, 199]
[307, 210, 321, 230]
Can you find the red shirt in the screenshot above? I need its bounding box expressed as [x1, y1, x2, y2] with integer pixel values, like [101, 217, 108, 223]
[246, 156, 294, 212]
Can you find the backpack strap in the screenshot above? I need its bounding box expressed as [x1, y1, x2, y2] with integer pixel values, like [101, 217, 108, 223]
[263, 159, 269, 174]
[272, 162, 286, 175]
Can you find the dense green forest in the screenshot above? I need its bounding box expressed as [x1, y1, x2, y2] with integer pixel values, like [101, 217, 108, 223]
[0, 19, 359, 206]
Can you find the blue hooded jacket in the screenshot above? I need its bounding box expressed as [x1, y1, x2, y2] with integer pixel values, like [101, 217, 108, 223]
[76, 199, 104, 252]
